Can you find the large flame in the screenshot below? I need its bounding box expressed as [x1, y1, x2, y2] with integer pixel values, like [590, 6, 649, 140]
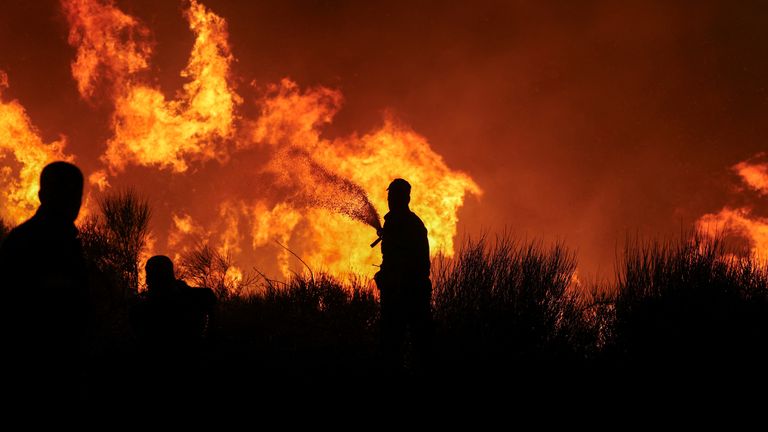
[0, 71, 72, 225]
[698, 156, 768, 259]
[64, 0, 240, 174]
[62, 0, 152, 101]
[40, 0, 482, 282]
[249, 79, 481, 275]
[326, 118, 483, 258]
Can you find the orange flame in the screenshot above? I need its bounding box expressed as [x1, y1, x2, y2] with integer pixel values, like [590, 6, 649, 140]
[0, 71, 72, 225]
[250, 202, 302, 276]
[698, 155, 768, 259]
[104, 0, 240, 173]
[57, 0, 481, 282]
[137, 233, 157, 290]
[64, 0, 241, 174]
[62, 0, 152, 100]
[251, 79, 342, 150]
[249, 80, 482, 276]
[169, 212, 206, 252]
[88, 169, 111, 191]
[168, 205, 240, 257]
[734, 157, 768, 195]
[698, 207, 768, 258]
[326, 118, 483, 258]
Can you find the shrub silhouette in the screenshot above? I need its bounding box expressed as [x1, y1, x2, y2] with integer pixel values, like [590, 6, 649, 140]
[77, 189, 153, 397]
[15, 187, 760, 398]
[431, 234, 592, 377]
[212, 273, 379, 389]
[0, 218, 9, 243]
[177, 243, 256, 300]
[80, 188, 151, 295]
[613, 232, 768, 375]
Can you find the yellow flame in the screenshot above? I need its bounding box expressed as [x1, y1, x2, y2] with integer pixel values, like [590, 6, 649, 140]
[65, 0, 240, 173]
[104, 0, 240, 173]
[249, 80, 481, 276]
[62, 0, 152, 100]
[224, 265, 243, 286]
[61, 1, 481, 282]
[0, 71, 72, 225]
[250, 201, 302, 277]
[326, 118, 483, 258]
[217, 200, 243, 257]
[137, 232, 157, 291]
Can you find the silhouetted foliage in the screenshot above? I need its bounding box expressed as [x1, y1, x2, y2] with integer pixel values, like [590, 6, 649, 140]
[431, 234, 591, 376]
[80, 189, 151, 295]
[212, 273, 379, 389]
[0, 218, 9, 243]
[64, 193, 768, 401]
[100, 189, 151, 292]
[612, 233, 768, 375]
[77, 190, 153, 396]
[177, 243, 257, 299]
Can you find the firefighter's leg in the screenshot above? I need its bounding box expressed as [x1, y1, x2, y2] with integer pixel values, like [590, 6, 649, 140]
[380, 288, 406, 374]
[408, 287, 434, 374]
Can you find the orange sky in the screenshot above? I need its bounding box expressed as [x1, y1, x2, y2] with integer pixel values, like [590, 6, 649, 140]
[1, 0, 767, 280]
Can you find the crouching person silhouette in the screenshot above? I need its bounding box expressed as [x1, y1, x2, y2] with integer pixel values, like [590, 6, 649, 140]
[374, 178, 433, 376]
[0, 161, 89, 405]
[131, 255, 216, 397]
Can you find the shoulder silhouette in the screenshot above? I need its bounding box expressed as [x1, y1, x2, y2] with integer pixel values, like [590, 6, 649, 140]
[130, 255, 217, 401]
[0, 161, 89, 403]
[133, 255, 216, 350]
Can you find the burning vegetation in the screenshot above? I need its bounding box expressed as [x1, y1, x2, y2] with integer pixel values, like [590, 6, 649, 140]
[2, 1, 768, 399]
[30, 0, 480, 282]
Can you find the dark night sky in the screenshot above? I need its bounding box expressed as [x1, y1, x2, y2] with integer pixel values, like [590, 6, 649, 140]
[1, 0, 767, 279]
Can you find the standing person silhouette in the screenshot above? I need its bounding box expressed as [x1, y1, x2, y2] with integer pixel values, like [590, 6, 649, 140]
[374, 178, 432, 375]
[0, 161, 89, 404]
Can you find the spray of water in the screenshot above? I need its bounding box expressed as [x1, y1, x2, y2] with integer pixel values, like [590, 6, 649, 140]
[274, 148, 382, 232]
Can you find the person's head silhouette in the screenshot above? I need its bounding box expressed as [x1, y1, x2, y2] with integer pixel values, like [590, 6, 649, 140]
[38, 161, 83, 224]
[146, 255, 176, 292]
[387, 178, 411, 212]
